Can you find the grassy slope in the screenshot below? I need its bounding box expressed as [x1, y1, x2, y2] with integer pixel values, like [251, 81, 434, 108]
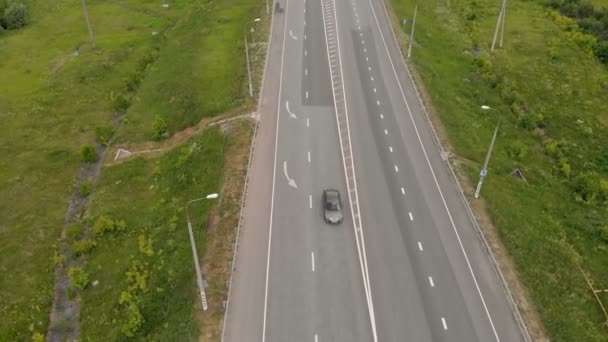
[390, 0, 608, 340]
[121, 0, 262, 142]
[80, 128, 225, 340]
[0, 1, 168, 339]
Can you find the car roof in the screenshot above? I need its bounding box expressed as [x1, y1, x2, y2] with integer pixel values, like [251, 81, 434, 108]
[324, 189, 340, 201]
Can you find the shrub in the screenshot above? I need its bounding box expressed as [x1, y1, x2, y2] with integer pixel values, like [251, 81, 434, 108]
[95, 125, 115, 146]
[93, 215, 126, 236]
[32, 332, 44, 342]
[599, 225, 608, 243]
[69, 267, 90, 291]
[52, 251, 66, 267]
[72, 239, 96, 256]
[572, 172, 607, 204]
[79, 179, 92, 197]
[4, 0, 28, 30]
[596, 40, 608, 63]
[153, 115, 168, 140]
[123, 72, 142, 92]
[65, 224, 82, 241]
[121, 303, 143, 337]
[507, 141, 528, 161]
[112, 93, 130, 112]
[559, 159, 572, 178]
[81, 144, 98, 163]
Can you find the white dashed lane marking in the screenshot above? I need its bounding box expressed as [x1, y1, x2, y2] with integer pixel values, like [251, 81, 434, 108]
[389, 146, 393, 152]
[401, 187, 405, 195]
[394, 165, 399, 173]
[308, 151, 311, 163]
[384, 129, 388, 135]
[380, 114, 384, 119]
[428, 276, 435, 287]
[311, 252, 315, 272]
[309, 194, 312, 209]
[409, 212, 414, 221]
[442, 317, 448, 330]
[418, 242, 423, 251]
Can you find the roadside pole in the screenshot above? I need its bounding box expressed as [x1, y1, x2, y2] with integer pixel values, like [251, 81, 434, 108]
[491, 0, 506, 51]
[475, 118, 500, 199]
[186, 193, 218, 311]
[245, 32, 253, 97]
[407, 5, 418, 58]
[80, 0, 96, 49]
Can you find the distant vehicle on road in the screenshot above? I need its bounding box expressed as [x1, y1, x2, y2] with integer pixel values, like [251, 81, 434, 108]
[323, 189, 343, 224]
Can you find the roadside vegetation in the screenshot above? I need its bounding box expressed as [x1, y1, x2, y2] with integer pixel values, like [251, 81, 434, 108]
[390, 0, 608, 340]
[79, 127, 225, 340]
[0, 0, 265, 339]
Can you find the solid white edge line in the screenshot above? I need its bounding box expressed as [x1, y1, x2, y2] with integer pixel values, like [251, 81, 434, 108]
[262, 0, 290, 340]
[366, 1, 500, 340]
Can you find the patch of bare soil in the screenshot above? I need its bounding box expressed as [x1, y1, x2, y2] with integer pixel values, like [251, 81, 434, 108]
[198, 119, 254, 342]
[382, 1, 548, 340]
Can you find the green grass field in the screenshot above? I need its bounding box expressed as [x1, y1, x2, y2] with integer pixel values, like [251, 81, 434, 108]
[0, 0, 264, 339]
[79, 127, 225, 340]
[390, 0, 608, 340]
[120, 0, 263, 142]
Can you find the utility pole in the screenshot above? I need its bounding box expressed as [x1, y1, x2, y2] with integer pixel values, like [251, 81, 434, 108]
[491, 0, 507, 52]
[80, 0, 96, 49]
[499, 0, 506, 48]
[407, 5, 418, 58]
[185, 193, 218, 311]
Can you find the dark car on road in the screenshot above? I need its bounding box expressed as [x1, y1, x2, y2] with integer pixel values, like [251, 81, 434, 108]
[323, 189, 343, 224]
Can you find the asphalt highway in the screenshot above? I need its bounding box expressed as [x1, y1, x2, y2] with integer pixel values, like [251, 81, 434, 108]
[222, 0, 527, 341]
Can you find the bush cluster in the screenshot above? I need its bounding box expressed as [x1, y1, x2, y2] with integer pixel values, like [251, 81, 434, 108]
[0, 0, 28, 31]
[93, 215, 127, 236]
[549, 0, 608, 63]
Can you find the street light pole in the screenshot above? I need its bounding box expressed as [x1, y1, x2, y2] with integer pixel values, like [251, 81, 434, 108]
[244, 18, 261, 98]
[407, 5, 418, 58]
[475, 106, 500, 198]
[186, 193, 219, 311]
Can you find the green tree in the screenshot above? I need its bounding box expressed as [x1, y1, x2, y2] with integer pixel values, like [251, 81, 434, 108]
[4, 0, 28, 29]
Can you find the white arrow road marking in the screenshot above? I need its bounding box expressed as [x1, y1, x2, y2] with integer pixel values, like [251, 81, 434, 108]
[283, 161, 298, 188]
[289, 29, 298, 40]
[285, 101, 297, 119]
